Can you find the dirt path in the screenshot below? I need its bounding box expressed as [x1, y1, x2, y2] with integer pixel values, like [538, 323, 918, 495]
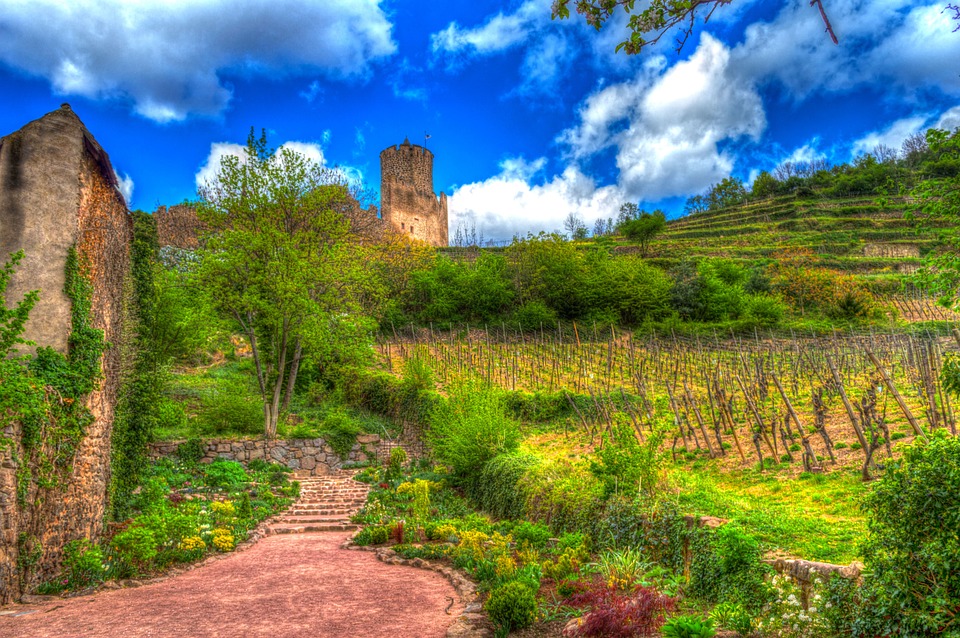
[0, 531, 464, 637]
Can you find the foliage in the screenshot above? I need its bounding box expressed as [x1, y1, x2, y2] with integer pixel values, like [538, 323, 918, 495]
[472, 453, 541, 520]
[196, 128, 374, 437]
[689, 524, 770, 612]
[708, 602, 753, 637]
[565, 583, 676, 637]
[427, 382, 521, 486]
[61, 539, 106, 590]
[621, 210, 667, 257]
[909, 128, 960, 310]
[386, 446, 408, 481]
[486, 581, 538, 636]
[0, 250, 37, 354]
[594, 548, 651, 590]
[203, 459, 250, 488]
[755, 573, 829, 637]
[590, 417, 667, 497]
[857, 431, 960, 636]
[318, 408, 362, 459]
[661, 615, 716, 638]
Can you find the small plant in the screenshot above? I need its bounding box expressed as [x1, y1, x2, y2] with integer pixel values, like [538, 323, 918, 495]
[353, 525, 390, 546]
[709, 602, 753, 636]
[62, 539, 105, 589]
[177, 437, 206, 463]
[595, 548, 651, 591]
[565, 583, 676, 637]
[486, 581, 538, 637]
[203, 459, 249, 488]
[661, 614, 716, 638]
[387, 446, 408, 480]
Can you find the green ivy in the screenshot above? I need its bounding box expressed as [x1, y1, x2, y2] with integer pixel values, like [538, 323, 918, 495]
[111, 211, 165, 520]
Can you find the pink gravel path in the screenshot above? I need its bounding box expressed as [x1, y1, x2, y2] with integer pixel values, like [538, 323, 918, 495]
[0, 532, 463, 638]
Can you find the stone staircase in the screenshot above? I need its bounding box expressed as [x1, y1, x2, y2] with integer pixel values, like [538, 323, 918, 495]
[267, 470, 370, 535]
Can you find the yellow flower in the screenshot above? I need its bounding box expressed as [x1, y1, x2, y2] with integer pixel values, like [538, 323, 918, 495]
[178, 536, 206, 551]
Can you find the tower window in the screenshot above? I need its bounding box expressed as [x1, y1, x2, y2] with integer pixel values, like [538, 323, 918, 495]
[401, 222, 405, 229]
[410, 226, 415, 234]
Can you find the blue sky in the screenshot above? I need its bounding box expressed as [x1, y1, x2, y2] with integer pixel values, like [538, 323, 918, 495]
[0, 0, 958, 241]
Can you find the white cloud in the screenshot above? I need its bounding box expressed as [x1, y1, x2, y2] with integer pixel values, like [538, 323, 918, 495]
[937, 106, 960, 130]
[113, 169, 134, 206]
[784, 142, 827, 165]
[194, 139, 372, 193]
[431, 1, 546, 57]
[0, 0, 396, 122]
[560, 34, 765, 201]
[851, 116, 928, 157]
[733, 1, 960, 98]
[195, 143, 248, 189]
[448, 159, 624, 240]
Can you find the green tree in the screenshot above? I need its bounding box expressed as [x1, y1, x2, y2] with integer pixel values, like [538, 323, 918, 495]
[552, 0, 838, 55]
[750, 170, 779, 199]
[620, 209, 666, 257]
[707, 177, 748, 210]
[908, 128, 960, 310]
[196, 130, 372, 438]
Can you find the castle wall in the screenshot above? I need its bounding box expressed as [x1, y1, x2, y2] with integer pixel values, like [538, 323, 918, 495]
[0, 105, 131, 602]
[155, 203, 203, 249]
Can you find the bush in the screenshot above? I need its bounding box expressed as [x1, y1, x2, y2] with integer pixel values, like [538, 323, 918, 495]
[512, 521, 552, 549]
[194, 381, 263, 436]
[689, 524, 770, 612]
[203, 459, 250, 488]
[354, 526, 390, 546]
[472, 453, 541, 520]
[512, 300, 559, 331]
[661, 615, 716, 638]
[320, 409, 362, 460]
[565, 583, 675, 637]
[176, 437, 205, 463]
[486, 581, 538, 636]
[387, 446, 407, 481]
[427, 383, 521, 487]
[857, 431, 960, 636]
[62, 539, 105, 589]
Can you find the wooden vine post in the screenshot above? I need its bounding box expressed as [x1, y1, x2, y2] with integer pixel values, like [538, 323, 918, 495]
[826, 355, 869, 453]
[771, 372, 818, 471]
[866, 349, 928, 442]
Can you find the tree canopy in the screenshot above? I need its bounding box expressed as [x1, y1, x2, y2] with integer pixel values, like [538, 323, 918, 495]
[196, 130, 374, 438]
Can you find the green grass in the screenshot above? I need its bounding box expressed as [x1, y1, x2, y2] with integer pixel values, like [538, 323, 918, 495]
[671, 466, 867, 564]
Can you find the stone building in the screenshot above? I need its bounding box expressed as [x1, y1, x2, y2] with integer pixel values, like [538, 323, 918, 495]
[380, 139, 448, 246]
[0, 104, 132, 602]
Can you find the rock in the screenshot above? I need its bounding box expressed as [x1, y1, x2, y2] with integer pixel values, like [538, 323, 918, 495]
[356, 434, 380, 444]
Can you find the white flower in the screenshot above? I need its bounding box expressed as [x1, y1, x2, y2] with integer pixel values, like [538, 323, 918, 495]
[825, 602, 832, 609]
[809, 606, 818, 614]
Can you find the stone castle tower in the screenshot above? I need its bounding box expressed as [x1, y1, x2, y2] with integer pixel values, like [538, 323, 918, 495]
[380, 139, 448, 246]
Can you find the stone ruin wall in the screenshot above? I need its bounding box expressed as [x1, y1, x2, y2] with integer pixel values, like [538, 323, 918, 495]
[0, 105, 131, 602]
[154, 203, 204, 250]
[862, 243, 921, 258]
[147, 435, 406, 476]
[380, 141, 448, 247]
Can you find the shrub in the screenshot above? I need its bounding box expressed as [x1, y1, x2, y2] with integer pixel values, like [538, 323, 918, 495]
[62, 539, 105, 589]
[512, 521, 552, 549]
[195, 381, 262, 436]
[320, 409, 363, 460]
[486, 581, 537, 636]
[661, 615, 716, 638]
[354, 526, 390, 546]
[565, 583, 675, 637]
[427, 382, 520, 487]
[512, 300, 559, 331]
[387, 446, 407, 481]
[177, 437, 206, 463]
[203, 459, 250, 488]
[595, 548, 651, 591]
[110, 525, 159, 573]
[857, 431, 960, 636]
[708, 602, 753, 636]
[690, 524, 770, 612]
[472, 453, 540, 520]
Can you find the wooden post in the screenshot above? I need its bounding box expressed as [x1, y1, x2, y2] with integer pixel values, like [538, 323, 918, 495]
[826, 355, 868, 452]
[866, 349, 928, 441]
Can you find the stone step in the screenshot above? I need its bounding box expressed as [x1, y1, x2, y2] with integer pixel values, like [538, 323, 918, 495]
[278, 517, 354, 524]
[269, 523, 359, 534]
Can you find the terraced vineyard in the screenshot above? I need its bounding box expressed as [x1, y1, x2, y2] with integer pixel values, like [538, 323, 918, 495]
[649, 196, 946, 277]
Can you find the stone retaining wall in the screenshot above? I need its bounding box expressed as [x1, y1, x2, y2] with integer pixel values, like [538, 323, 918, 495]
[148, 436, 402, 475]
